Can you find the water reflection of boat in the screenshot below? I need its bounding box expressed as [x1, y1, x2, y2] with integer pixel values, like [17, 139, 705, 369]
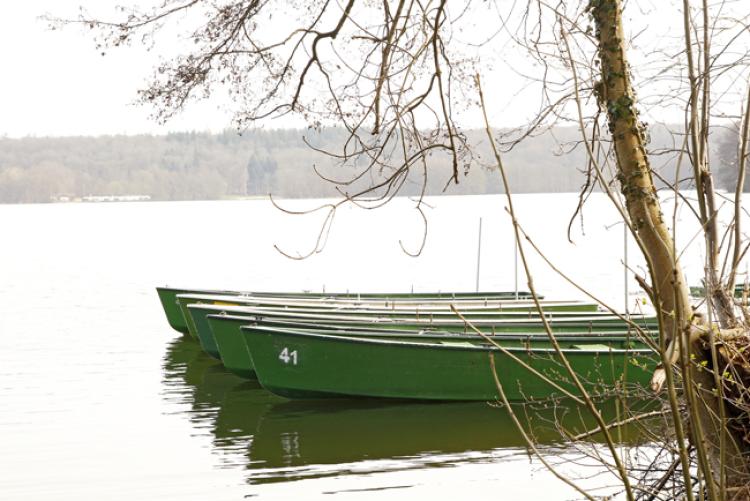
[162, 336, 246, 427]
[162, 334, 216, 385]
[212, 381, 282, 450]
[243, 397, 658, 483]
[162, 336, 283, 454]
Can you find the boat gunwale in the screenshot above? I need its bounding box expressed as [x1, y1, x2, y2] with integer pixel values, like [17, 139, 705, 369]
[183, 301, 613, 317]
[175, 292, 576, 306]
[206, 313, 652, 339]
[188, 303, 654, 326]
[239, 322, 651, 344]
[165, 287, 539, 299]
[185, 296, 620, 320]
[239, 325, 654, 354]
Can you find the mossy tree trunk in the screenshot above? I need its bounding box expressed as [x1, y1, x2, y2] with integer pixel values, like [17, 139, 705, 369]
[589, 0, 750, 497]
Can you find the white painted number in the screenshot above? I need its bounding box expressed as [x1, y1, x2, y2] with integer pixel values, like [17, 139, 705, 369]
[279, 347, 299, 365]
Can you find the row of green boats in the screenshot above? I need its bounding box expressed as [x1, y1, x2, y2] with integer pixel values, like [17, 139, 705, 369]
[156, 287, 659, 401]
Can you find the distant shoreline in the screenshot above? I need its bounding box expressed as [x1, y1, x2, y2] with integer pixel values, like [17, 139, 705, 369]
[0, 126, 737, 204]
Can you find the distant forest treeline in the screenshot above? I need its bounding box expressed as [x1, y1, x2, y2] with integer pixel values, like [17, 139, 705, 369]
[0, 126, 738, 203]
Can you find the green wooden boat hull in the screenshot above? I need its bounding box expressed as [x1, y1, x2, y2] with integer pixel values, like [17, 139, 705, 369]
[207, 312, 652, 381]
[185, 304, 223, 359]
[178, 300, 632, 325]
[183, 301, 655, 331]
[157, 287, 198, 335]
[207, 314, 257, 379]
[157, 286, 567, 334]
[242, 328, 656, 401]
[220, 305, 657, 333]
[176, 295, 204, 340]
[175, 298, 651, 361]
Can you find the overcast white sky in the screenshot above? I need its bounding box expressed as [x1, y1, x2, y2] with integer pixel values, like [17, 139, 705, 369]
[0, 1, 744, 138]
[0, 2, 237, 137]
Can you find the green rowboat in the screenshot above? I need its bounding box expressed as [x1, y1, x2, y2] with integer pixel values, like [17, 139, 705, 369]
[207, 314, 258, 378]
[208, 313, 652, 380]
[157, 287, 228, 334]
[157, 286, 561, 334]
[187, 303, 657, 333]
[183, 300, 654, 361]
[185, 303, 224, 359]
[242, 327, 656, 401]
[175, 292, 608, 343]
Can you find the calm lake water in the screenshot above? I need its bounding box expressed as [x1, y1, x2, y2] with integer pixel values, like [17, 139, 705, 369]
[0, 194, 708, 500]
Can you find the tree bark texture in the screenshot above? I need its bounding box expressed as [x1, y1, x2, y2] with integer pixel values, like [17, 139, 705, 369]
[589, 0, 750, 497]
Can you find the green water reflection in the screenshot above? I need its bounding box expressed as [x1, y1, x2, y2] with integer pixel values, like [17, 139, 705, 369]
[162, 336, 658, 485]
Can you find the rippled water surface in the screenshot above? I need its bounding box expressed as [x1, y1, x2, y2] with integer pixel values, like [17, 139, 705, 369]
[0, 194, 703, 500]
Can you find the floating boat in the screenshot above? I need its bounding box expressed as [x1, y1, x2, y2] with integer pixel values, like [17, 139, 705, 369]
[158, 286, 656, 402]
[187, 302, 655, 332]
[184, 300, 653, 360]
[207, 313, 651, 380]
[184, 303, 224, 358]
[173, 292, 600, 340]
[242, 326, 656, 401]
[207, 314, 258, 378]
[157, 286, 565, 335]
[176, 293, 607, 338]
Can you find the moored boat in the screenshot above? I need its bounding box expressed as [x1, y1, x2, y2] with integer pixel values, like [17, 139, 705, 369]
[242, 327, 656, 401]
[157, 286, 569, 335]
[185, 303, 224, 359]
[186, 302, 657, 333]
[207, 314, 258, 378]
[174, 292, 594, 312]
[182, 299, 654, 364]
[157, 287, 237, 335]
[207, 312, 652, 380]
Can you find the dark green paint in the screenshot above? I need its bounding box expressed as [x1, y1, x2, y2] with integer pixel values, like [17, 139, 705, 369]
[156, 286, 569, 335]
[186, 304, 222, 359]
[207, 314, 257, 379]
[156, 287, 192, 334]
[176, 295, 202, 340]
[242, 327, 656, 401]
[205, 312, 651, 381]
